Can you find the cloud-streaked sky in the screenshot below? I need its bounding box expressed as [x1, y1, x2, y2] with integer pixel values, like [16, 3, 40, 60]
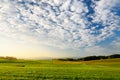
[0, 0, 120, 59]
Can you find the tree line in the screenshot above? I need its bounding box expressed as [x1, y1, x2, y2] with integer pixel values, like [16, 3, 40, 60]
[57, 54, 120, 61]
[0, 56, 17, 60]
[0, 54, 120, 61]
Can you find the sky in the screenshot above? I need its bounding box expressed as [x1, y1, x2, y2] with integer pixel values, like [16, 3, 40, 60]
[0, 0, 120, 59]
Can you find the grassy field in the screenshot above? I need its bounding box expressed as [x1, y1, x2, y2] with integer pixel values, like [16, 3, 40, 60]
[0, 58, 120, 80]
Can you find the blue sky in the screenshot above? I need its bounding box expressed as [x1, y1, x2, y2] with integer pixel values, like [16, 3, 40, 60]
[0, 0, 120, 59]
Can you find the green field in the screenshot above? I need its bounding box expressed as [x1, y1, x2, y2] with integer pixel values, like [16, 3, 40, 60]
[0, 58, 120, 80]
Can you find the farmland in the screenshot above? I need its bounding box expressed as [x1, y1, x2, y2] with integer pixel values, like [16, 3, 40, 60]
[0, 58, 120, 80]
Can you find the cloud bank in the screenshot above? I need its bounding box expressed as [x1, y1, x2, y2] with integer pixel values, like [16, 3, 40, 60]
[0, 0, 120, 50]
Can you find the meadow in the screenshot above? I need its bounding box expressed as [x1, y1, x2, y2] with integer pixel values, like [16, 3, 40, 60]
[0, 58, 120, 80]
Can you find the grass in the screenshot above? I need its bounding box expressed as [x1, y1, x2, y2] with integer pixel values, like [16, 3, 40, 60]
[0, 58, 120, 80]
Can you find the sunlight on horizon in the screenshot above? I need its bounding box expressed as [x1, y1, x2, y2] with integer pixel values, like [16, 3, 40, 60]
[0, 37, 78, 59]
[0, 37, 55, 59]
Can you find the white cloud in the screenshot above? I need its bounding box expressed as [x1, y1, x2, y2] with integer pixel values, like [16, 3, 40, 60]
[111, 38, 120, 48]
[0, 0, 120, 49]
[84, 46, 106, 55]
[92, 0, 120, 38]
[103, 38, 120, 54]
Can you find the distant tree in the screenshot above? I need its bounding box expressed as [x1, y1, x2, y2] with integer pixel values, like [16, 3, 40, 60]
[5, 56, 17, 60]
[58, 58, 75, 61]
[109, 54, 120, 58]
[0, 56, 5, 59]
[57, 54, 120, 61]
